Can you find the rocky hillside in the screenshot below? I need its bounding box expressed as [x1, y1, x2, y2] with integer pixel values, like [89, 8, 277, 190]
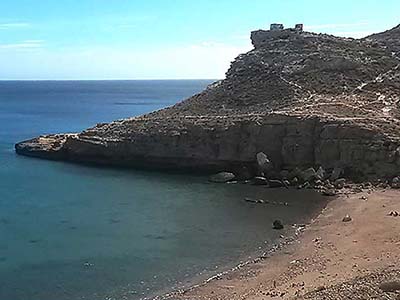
[15, 25, 400, 181]
[364, 24, 400, 55]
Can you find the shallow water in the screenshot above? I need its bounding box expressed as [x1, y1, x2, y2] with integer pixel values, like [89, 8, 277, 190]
[0, 80, 324, 300]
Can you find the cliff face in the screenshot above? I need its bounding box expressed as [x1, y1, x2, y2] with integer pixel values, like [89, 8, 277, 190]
[15, 26, 400, 180]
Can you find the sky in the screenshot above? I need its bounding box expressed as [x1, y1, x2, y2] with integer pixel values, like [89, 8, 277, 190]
[0, 0, 399, 80]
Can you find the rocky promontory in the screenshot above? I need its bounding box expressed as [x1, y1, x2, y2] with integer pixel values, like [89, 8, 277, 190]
[15, 25, 400, 181]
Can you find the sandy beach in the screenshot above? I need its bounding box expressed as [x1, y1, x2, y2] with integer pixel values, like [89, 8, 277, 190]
[160, 188, 400, 300]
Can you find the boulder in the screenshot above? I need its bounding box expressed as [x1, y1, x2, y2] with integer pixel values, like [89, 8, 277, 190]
[299, 181, 311, 189]
[288, 167, 301, 180]
[301, 168, 317, 182]
[256, 152, 273, 174]
[330, 167, 344, 181]
[282, 180, 290, 189]
[391, 176, 400, 189]
[272, 220, 284, 230]
[334, 178, 346, 189]
[209, 172, 235, 183]
[316, 166, 326, 180]
[252, 176, 269, 185]
[291, 177, 299, 186]
[279, 170, 290, 179]
[322, 189, 337, 196]
[268, 179, 283, 188]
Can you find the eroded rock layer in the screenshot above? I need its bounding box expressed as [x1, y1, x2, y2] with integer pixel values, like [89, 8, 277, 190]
[15, 25, 400, 180]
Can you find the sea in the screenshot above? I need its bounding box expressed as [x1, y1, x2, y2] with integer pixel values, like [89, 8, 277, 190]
[0, 80, 324, 300]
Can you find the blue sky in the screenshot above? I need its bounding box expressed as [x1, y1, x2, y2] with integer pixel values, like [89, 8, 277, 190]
[0, 0, 399, 80]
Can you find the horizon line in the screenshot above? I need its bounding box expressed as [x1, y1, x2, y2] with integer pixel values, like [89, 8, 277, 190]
[0, 78, 220, 82]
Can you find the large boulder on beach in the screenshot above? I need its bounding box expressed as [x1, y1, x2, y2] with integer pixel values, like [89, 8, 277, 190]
[209, 172, 235, 183]
[256, 152, 273, 174]
[316, 166, 326, 180]
[335, 178, 346, 189]
[301, 168, 317, 182]
[252, 176, 269, 185]
[391, 176, 400, 189]
[330, 167, 344, 181]
[268, 179, 283, 188]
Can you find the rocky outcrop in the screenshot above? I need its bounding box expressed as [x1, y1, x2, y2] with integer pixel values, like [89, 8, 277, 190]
[15, 25, 400, 180]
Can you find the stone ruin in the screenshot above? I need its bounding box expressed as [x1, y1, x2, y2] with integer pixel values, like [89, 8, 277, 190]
[269, 23, 303, 32]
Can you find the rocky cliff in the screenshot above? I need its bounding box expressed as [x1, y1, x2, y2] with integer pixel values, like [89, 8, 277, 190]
[15, 25, 400, 180]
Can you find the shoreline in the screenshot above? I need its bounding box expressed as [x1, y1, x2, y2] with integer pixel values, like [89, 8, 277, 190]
[146, 190, 330, 300]
[152, 188, 400, 300]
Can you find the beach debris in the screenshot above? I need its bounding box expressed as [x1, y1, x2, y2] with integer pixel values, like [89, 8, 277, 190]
[360, 195, 368, 200]
[388, 211, 399, 217]
[379, 281, 400, 292]
[342, 215, 352, 222]
[252, 176, 269, 185]
[273, 220, 284, 230]
[208, 172, 235, 183]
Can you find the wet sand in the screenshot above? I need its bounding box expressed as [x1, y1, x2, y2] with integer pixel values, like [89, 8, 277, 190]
[159, 188, 400, 300]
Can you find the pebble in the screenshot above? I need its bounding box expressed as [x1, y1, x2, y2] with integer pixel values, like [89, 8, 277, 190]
[342, 215, 352, 222]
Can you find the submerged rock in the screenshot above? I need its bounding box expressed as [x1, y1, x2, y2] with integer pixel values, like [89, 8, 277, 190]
[272, 220, 284, 230]
[209, 172, 235, 183]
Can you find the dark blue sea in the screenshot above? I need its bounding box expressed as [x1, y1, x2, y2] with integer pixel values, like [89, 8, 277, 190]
[0, 80, 323, 300]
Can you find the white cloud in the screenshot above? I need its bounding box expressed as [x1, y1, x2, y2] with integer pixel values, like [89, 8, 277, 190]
[0, 22, 31, 29]
[0, 40, 44, 50]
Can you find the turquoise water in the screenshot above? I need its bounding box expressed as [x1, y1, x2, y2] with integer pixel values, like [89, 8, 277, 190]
[0, 81, 324, 300]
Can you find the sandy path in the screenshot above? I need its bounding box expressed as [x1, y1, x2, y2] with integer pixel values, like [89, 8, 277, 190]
[162, 189, 400, 300]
